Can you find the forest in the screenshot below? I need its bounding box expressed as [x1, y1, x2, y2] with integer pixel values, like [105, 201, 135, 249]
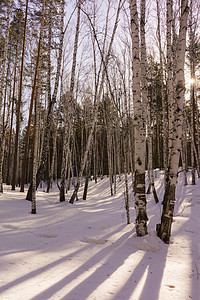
[1, 0, 200, 299]
[0, 0, 200, 242]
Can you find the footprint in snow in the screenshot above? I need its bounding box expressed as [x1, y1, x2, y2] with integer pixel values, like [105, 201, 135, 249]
[81, 237, 107, 244]
[39, 233, 57, 238]
[2, 224, 19, 230]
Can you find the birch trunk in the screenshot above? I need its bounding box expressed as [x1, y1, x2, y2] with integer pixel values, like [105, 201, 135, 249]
[11, 0, 28, 190]
[130, 0, 148, 236]
[156, 0, 168, 179]
[0, 0, 12, 124]
[167, 0, 176, 174]
[182, 102, 188, 185]
[157, 0, 189, 244]
[0, 80, 12, 192]
[20, 0, 42, 192]
[59, 0, 81, 202]
[116, 124, 122, 181]
[195, 99, 200, 174]
[31, 73, 41, 214]
[190, 80, 196, 184]
[31, 0, 45, 213]
[123, 123, 130, 224]
[6, 45, 18, 185]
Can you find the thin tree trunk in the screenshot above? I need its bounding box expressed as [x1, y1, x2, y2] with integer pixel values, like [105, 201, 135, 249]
[123, 124, 130, 224]
[26, 0, 64, 200]
[83, 146, 92, 200]
[31, 0, 45, 212]
[59, 0, 81, 202]
[69, 0, 124, 204]
[6, 45, 18, 185]
[0, 79, 12, 192]
[156, 0, 168, 180]
[182, 104, 188, 185]
[93, 127, 97, 183]
[20, 0, 43, 192]
[12, 0, 28, 190]
[0, 0, 12, 123]
[46, 114, 58, 193]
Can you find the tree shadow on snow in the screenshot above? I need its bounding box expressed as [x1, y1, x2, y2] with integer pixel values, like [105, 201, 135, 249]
[0, 224, 125, 296]
[29, 229, 168, 300]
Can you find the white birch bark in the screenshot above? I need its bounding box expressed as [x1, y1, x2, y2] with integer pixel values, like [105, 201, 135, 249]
[156, 0, 168, 180]
[31, 0, 45, 213]
[182, 101, 188, 185]
[12, 0, 28, 190]
[6, 45, 18, 185]
[0, 81, 12, 192]
[130, 0, 148, 236]
[123, 123, 130, 224]
[157, 0, 189, 243]
[166, 0, 174, 172]
[32, 80, 40, 214]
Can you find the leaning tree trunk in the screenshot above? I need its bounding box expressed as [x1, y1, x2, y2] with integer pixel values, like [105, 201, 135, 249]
[130, 0, 148, 236]
[69, 0, 124, 204]
[157, 0, 189, 244]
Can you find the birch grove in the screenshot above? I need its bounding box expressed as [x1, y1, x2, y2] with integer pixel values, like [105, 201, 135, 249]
[1, 0, 200, 244]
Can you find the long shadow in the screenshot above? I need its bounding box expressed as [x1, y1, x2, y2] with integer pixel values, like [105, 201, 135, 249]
[0, 224, 125, 294]
[0, 244, 91, 294]
[31, 230, 134, 300]
[170, 171, 200, 300]
[190, 183, 200, 300]
[113, 245, 168, 300]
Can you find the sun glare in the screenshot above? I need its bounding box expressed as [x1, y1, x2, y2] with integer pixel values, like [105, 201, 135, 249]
[188, 78, 195, 85]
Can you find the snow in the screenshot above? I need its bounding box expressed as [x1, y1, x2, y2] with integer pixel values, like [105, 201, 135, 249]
[0, 171, 199, 300]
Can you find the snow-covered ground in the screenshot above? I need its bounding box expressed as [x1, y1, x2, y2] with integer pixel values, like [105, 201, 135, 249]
[0, 171, 199, 300]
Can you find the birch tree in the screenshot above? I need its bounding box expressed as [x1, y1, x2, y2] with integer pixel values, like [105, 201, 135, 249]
[0, 0, 12, 127]
[11, 0, 28, 190]
[157, 0, 189, 244]
[156, 0, 168, 184]
[59, 0, 81, 202]
[130, 0, 148, 236]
